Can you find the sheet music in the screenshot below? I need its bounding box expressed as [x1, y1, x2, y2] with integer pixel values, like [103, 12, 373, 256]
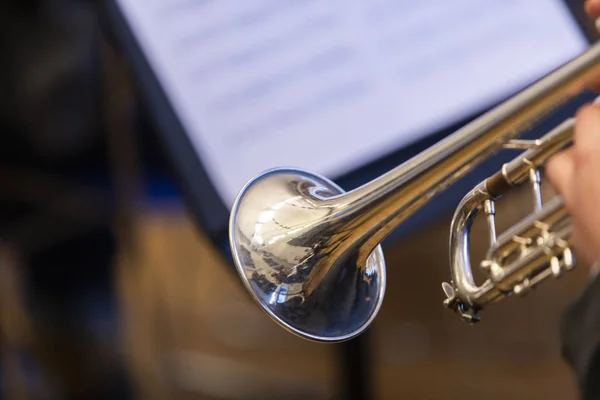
[116, 0, 587, 207]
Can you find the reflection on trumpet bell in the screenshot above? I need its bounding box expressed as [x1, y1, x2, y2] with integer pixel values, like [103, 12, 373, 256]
[229, 168, 386, 342]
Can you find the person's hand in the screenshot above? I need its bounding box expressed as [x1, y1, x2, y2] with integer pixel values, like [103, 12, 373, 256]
[545, 1, 600, 268]
[546, 104, 600, 267]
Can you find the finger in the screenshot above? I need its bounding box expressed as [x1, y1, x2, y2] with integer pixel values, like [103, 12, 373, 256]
[573, 103, 600, 151]
[585, 0, 600, 19]
[587, 75, 600, 93]
[546, 149, 576, 207]
[570, 229, 599, 267]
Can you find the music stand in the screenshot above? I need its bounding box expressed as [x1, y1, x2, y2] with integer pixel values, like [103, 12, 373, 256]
[97, 1, 596, 398]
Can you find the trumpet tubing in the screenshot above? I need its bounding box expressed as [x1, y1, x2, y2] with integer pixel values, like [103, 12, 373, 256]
[229, 42, 600, 342]
[444, 118, 575, 323]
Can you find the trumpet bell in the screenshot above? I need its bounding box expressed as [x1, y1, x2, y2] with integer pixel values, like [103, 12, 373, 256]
[229, 167, 386, 342]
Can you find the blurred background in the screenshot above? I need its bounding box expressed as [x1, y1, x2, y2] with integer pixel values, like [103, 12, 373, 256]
[0, 0, 596, 399]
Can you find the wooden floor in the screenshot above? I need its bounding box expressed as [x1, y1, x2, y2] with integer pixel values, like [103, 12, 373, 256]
[116, 183, 588, 400]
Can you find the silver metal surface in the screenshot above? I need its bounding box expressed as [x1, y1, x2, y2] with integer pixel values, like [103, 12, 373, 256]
[444, 117, 575, 322]
[229, 42, 600, 341]
[229, 169, 386, 342]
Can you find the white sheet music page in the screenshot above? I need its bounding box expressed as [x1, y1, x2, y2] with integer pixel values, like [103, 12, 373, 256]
[115, 0, 587, 208]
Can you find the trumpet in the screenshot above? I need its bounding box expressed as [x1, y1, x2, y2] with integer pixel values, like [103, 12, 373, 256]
[228, 41, 600, 342]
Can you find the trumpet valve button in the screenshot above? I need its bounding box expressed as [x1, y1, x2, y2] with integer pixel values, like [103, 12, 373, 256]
[489, 263, 505, 281]
[513, 279, 531, 296]
[550, 257, 563, 278]
[480, 260, 493, 273]
[563, 248, 575, 271]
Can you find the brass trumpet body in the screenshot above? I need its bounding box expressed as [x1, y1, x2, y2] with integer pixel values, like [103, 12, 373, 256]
[229, 42, 600, 342]
[443, 118, 575, 323]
